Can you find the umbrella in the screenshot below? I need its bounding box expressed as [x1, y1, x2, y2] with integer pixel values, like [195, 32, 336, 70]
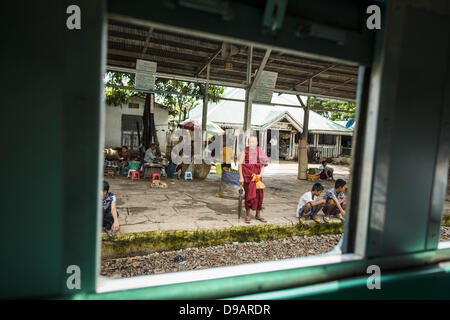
[179, 119, 225, 135]
[238, 184, 243, 223]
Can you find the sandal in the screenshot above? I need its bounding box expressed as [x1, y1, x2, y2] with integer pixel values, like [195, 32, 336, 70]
[311, 214, 322, 224]
[323, 215, 331, 223]
[255, 216, 267, 223]
[298, 217, 306, 225]
[245, 216, 251, 224]
[106, 230, 117, 238]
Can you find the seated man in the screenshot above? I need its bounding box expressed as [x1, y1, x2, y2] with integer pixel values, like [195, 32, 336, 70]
[118, 145, 130, 174]
[322, 179, 347, 223]
[296, 182, 325, 225]
[143, 143, 160, 166]
[319, 160, 334, 181]
[102, 181, 119, 237]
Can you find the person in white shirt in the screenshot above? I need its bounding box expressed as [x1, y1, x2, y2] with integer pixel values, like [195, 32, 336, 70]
[296, 182, 326, 225]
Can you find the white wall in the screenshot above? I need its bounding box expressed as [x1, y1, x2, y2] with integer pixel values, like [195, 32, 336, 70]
[104, 97, 168, 152]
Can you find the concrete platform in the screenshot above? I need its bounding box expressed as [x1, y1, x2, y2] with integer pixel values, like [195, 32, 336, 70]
[103, 161, 353, 235]
[103, 161, 449, 235]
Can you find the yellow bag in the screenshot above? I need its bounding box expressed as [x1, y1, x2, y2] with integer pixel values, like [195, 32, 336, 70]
[251, 173, 265, 189]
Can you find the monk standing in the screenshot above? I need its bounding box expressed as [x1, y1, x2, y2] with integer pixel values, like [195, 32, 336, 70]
[238, 136, 269, 223]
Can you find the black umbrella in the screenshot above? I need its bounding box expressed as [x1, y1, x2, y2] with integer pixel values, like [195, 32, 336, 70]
[238, 184, 243, 223]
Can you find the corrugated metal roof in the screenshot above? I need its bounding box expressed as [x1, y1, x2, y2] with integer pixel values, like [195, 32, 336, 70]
[107, 19, 359, 101]
[188, 88, 353, 135]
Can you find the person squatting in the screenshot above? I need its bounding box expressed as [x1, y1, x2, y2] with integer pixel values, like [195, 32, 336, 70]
[297, 179, 347, 224]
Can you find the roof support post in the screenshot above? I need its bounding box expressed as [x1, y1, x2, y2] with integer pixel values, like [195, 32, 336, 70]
[201, 64, 210, 150]
[244, 47, 272, 144]
[298, 79, 312, 180]
[243, 45, 254, 143]
[140, 26, 154, 58]
[196, 47, 222, 77]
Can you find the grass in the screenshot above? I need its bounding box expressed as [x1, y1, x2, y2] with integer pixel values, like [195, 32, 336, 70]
[101, 222, 343, 259]
[101, 215, 450, 259]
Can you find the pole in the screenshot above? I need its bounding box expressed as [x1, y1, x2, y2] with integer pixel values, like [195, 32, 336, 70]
[243, 45, 253, 143]
[201, 64, 210, 150]
[298, 79, 312, 180]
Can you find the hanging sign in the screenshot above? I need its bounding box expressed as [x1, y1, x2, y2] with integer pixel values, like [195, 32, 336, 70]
[253, 70, 278, 103]
[135, 59, 157, 90]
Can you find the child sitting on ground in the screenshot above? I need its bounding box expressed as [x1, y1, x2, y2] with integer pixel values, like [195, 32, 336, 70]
[102, 180, 119, 237]
[322, 179, 347, 223]
[296, 182, 326, 225]
[319, 160, 334, 181]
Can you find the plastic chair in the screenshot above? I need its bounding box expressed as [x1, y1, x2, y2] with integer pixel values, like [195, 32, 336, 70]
[151, 173, 161, 182]
[184, 171, 193, 180]
[129, 170, 140, 181]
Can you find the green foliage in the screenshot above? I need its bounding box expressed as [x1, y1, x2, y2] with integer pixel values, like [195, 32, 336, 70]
[104, 72, 144, 106]
[104, 72, 225, 126]
[309, 97, 356, 121]
[155, 80, 224, 124]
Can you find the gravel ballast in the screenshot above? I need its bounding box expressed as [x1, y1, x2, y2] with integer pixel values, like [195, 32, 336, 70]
[101, 227, 450, 278]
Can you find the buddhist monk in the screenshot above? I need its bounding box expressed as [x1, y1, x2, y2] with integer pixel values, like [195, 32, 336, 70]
[238, 136, 269, 223]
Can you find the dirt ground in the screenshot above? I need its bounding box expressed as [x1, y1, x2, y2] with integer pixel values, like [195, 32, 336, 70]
[104, 161, 351, 234]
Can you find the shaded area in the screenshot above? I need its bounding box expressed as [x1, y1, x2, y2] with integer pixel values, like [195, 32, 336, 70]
[104, 162, 351, 235]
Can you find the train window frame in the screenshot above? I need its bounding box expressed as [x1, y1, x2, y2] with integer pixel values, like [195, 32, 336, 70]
[96, 29, 368, 298]
[92, 5, 450, 298]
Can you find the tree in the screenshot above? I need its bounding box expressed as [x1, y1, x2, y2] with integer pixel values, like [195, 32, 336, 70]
[309, 97, 356, 121]
[104, 72, 225, 153]
[155, 80, 224, 125]
[104, 73, 224, 122]
[104, 72, 143, 106]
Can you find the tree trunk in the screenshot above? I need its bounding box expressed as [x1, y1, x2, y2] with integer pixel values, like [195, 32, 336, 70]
[142, 94, 151, 150]
[149, 93, 161, 156]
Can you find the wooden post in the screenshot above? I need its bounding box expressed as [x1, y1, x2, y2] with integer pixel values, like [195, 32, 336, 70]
[150, 93, 161, 156]
[201, 64, 210, 150]
[243, 46, 253, 143]
[243, 47, 271, 144]
[289, 132, 294, 159]
[336, 135, 341, 157]
[259, 129, 267, 153]
[298, 79, 312, 180]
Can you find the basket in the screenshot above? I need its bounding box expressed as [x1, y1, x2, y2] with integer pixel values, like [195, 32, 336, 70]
[193, 163, 211, 179]
[307, 173, 320, 182]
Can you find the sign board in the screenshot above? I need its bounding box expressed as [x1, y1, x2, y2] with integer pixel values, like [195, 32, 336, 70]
[135, 59, 157, 90]
[253, 70, 278, 103]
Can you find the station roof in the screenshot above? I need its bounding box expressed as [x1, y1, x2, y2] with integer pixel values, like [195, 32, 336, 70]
[107, 18, 359, 101]
[188, 88, 353, 135]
